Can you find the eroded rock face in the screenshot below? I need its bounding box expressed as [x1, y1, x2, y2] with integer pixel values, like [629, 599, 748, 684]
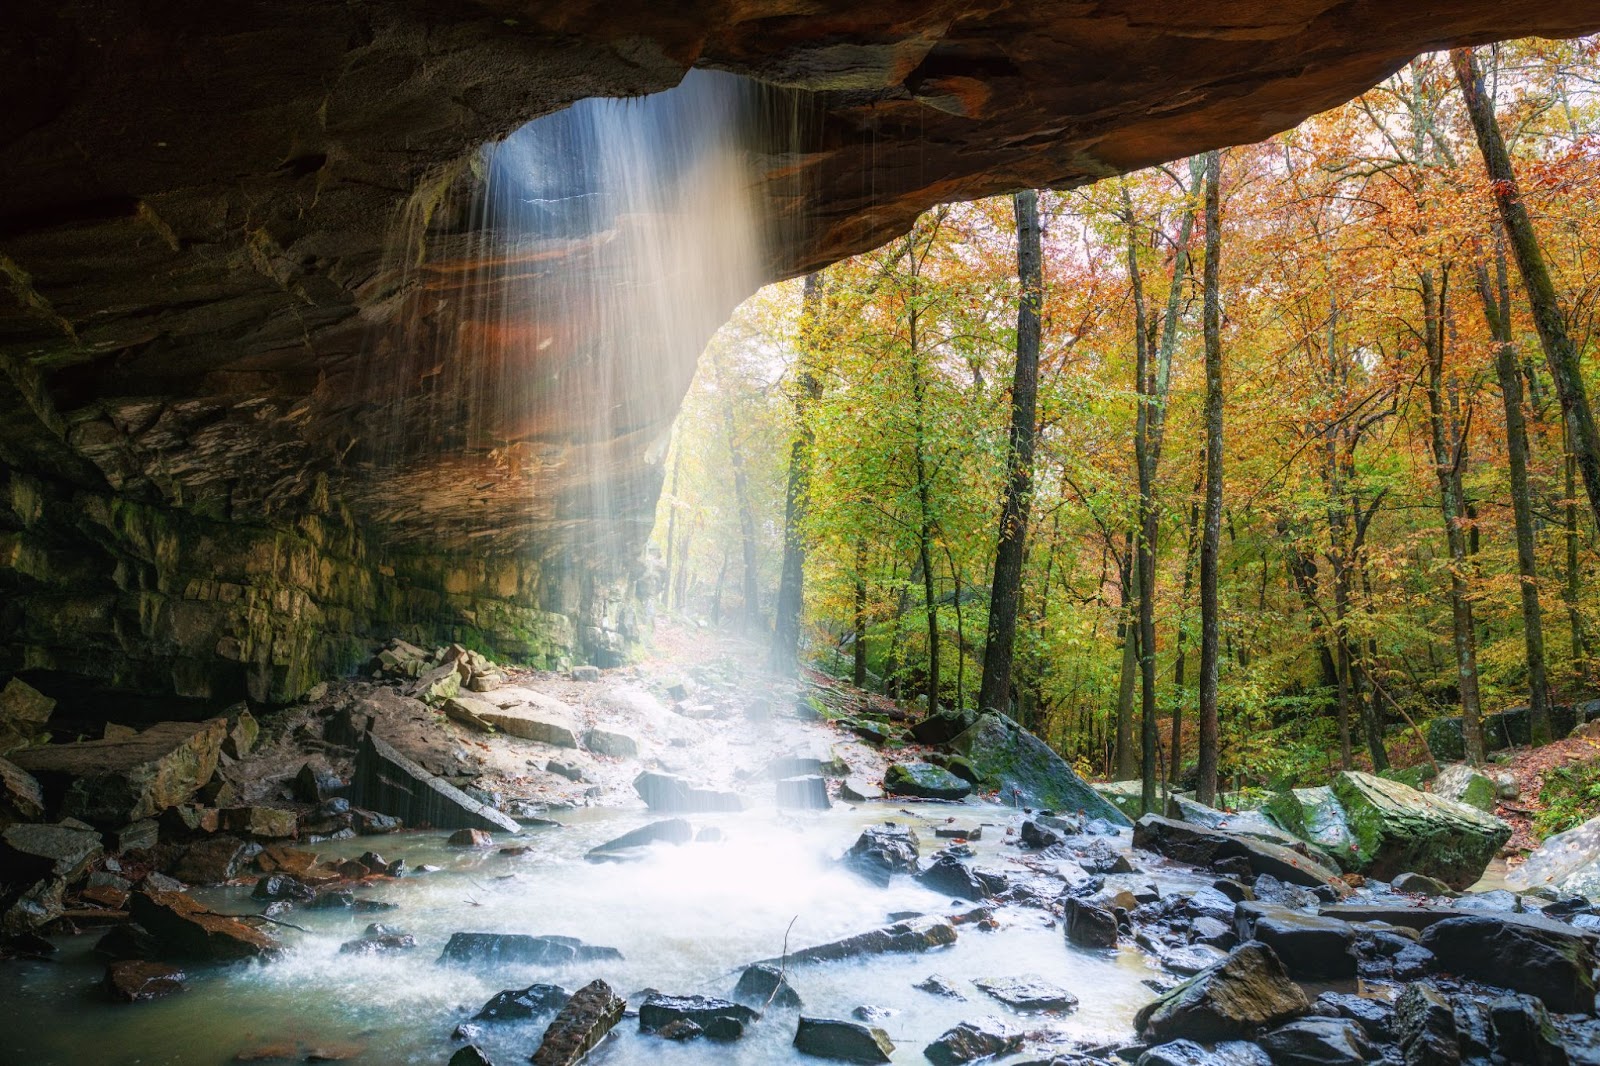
[2, 2, 1598, 701]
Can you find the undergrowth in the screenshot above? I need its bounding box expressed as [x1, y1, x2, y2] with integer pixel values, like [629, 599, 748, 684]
[1535, 758, 1600, 839]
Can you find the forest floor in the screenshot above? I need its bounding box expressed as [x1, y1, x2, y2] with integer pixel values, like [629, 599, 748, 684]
[1493, 728, 1600, 856]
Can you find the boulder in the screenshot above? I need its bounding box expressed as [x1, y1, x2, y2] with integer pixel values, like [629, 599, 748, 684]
[1136, 943, 1310, 1043]
[585, 818, 693, 862]
[908, 711, 976, 746]
[950, 713, 1130, 823]
[1133, 814, 1344, 891]
[1391, 871, 1457, 897]
[0, 821, 103, 883]
[973, 975, 1078, 1012]
[777, 775, 831, 810]
[923, 1019, 1023, 1065]
[883, 762, 971, 801]
[733, 963, 802, 1009]
[438, 932, 623, 966]
[104, 960, 187, 1002]
[170, 835, 258, 884]
[843, 823, 919, 886]
[1171, 794, 1337, 867]
[1431, 763, 1497, 812]
[770, 915, 956, 966]
[1507, 813, 1600, 899]
[1233, 902, 1355, 979]
[11, 719, 225, 826]
[220, 807, 297, 839]
[916, 853, 1002, 901]
[530, 979, 626, 1066]
[1094, 780, 1147, 822]
[792, 1017, 893, 1063]
[638, 994, 758, 1040]
[351, 731, 519, 833]
[480, 693, 580, 747]
[293, 762, 343, 804]
[474, 983, 571, 1021]
[0, 756, 45, 825]
[1257, 1018, 1371, 1066]
[1394, 982, 1459, 1066]
[220, 710, 259, 759]
[1137, 1040, 1272, 1066]
[0, 677, 54, 754]
[583, 728, 639, 758]
[338, 931, 417, 955]
[127, 889, 279, 960]
[442, 695, 498, 732]
[448, 1047, 494, 1066]
[1421, 913, 1596, 1013]
[1331, 771, 1510, 889]
[1065, 896, 1119, 949]
[448, 828, 493, 847]
[1429, 705, 1577, 760]
[633, 771, 744, 813]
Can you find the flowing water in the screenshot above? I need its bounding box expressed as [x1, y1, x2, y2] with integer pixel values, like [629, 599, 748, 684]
[2, 805, 1162, 1065]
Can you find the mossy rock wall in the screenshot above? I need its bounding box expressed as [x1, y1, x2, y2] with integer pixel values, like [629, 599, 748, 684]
[0, 467, 636, 707]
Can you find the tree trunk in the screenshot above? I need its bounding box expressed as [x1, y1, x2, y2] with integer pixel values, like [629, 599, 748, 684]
[1421, 267, 1486, 765]
[1196, 149, 1224, 806]
[853, 537, 869, 688]
[1114, 542, 1139, 780]
[1171, 479, 1203, 785]
[721, 398, 762, 631]
[1570, 428, 1589, 678]
[979, 189, 1044, 716]
[662, 442, 684, 610]
[1474, 255, 1551, 743]
[1453, 47, 1600, 530]
[771, 272, 825, 674]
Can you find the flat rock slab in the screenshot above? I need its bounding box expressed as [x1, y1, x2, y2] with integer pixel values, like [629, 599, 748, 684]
[793, 1017, 893, 1063]
[0, 821, 103, 882]
[531, 979, 625, 1066]
[884, 762, 971, 801]
[1421, 913, 1597, 1013]
[351, 731, 518, 833]
[638, 994, 758, 1040]
[128, 889, 279, 961]
[923, 1020, 1022, 1066]
[840, 777, 883, 802]
[474, 983, 571, 1021]
[974, 975, 1079, 1012]
[1262, 786, 1358, 871]
[770, 915, 956, 966]
[583, 728, 639, 758]
[1331, 770, 1509, 890]
[1234, 902, 1355, 979]
[438, 932, 623, 967]
[479, 697, 579, 747]
[12, 719, 225, 826]
[104, 960, 187, 1001]
[1133, 813, 1344, 891]
[951, 713, 1130, 824]
[0, 756, 44, 824]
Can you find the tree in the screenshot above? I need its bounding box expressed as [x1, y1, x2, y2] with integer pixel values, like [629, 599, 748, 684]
[771, 273, 825, 673]
[979, 190, 1044, 715]
[1197, 149, 1224, 806]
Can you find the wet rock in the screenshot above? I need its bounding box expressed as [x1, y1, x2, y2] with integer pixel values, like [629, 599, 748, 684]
[638, 994, 758, 1040]
[792, 1017, 894, 1063]
[352, 731, 519, 833]
[975, 974, 1078, 1012]
[338, 930, 416, 954]
[850, 1005, 895, 1024]
[546, 760, 590, 783]
[774, 915, 956, 965]
[583, 728, 639, 759]
[924, 1019, 1024, 1065]
[1136, 942, 1310, 1043]
[0, 678, 54, 756]
[353, 810, 401, 835]
[11, 719, 225, 826]
[916, 853, 999, 901]
[1507, 813, 1600, 901]
[293, 763, 343, 804]
[1, 821, 103, 883]
[1065, 896, 1119, 949]
[442, 695, 498, 732]
[1311, 992, 1395, 1043]
[128, 889, 278, 960]
[843, 823, 919, 886]
[1395, 982, 1458, 1066]
[951, 712, 1130, 823]
[1136, 1040, 1272, 1066]
[915, 974, 966, 999]
[839, 778, 883, 802]
[654, 1019, 703, 1040]
[1391, 871, 1457, 897]
[585, 818, 693, 862]
[448, 1046, 495, 1066]
[777, 775, 832, 810]
[104, 959, 186, 1002]
[170, 835, 259, 884]
[1019, 819, 1062, 850]
[438, 932, 623, 967]
[220, 710, 259, 760]
[934, 824, 982, 840]
[1331, 770, 1509, 889]
[632, 771, 743, 813]
[1488, 994, 1568, 1066]
[448, 828, 494, 847]
[1077, 838, 1134, 874]
[0, 757, 45, 825]
[94, 923, 159, 960]
[252, 874, 315, 903]
[220, 807, 297, 839]
[570, 666, 601, 683]
[530, 978, 626, 1066]
[1234, 903, 1355, 979]
[1257, 1017, 1371, 1065]
[1421, 913, 1596, 1013]
[479, 693, 580, 747]
[1132, 814, 1344, 892]
[474, 983, 571, 1021]
[733, 962, 802, 1009]
[883, 761, 971, 801]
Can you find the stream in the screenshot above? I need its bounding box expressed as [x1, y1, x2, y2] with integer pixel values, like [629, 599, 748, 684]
[0, 802, 1165, 1065]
